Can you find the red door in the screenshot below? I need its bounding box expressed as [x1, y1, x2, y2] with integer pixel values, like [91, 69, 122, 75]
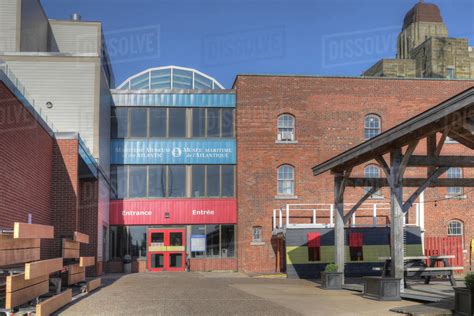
[147, 229, 185, 272]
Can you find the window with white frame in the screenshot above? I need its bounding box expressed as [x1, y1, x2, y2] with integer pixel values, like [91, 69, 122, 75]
[447, 220, 463, 246]
[447, 67, 456, 79]
[364, 165, 382, 197]
[277, 165, 295, 196]
[447, 167, 463, 196]
[364, 114, 381, 140]
[252, 226, 262, 243]
[277, 114, 295, 142]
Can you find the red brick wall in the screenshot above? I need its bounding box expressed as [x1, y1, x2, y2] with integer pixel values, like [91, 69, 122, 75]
[79, 179, 100, 276]
[234, 76, 474, 273]
[51, 138, 79, 257]
[0, 83, 54, 258]
[189, 258, 237, 272]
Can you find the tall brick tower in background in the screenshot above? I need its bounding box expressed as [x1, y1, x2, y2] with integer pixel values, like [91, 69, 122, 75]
[363, 1, 474, 79]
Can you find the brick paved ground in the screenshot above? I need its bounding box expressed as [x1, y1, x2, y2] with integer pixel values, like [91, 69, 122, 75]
[58, 273, 420, 315]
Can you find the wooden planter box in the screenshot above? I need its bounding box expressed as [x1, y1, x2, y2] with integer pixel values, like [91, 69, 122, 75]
[362, 277, 401, 301]
[454, 287, 474, 316]
[320, 272, 343, 290]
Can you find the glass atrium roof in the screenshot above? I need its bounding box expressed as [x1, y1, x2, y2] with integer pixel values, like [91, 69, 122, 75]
[117, 66, 224, 90]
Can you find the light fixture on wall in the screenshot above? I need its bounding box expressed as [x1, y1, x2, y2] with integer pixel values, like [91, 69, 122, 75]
[46, 101, 53, 109]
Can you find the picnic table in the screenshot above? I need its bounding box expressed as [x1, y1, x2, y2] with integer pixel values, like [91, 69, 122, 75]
[378, 255, 463, 288]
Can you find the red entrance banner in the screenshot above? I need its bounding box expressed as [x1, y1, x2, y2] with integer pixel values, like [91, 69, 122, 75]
[109, 198, 237, 225]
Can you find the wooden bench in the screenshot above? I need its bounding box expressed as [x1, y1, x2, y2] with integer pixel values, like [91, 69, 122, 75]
[379, 255, 461, 287]
[5, 273, 49, 309]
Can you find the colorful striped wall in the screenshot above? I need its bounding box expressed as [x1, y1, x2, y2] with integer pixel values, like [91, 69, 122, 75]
[285, 227, 422, 279]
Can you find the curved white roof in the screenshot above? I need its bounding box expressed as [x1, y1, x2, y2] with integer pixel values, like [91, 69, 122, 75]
[117, 65, 224, 90]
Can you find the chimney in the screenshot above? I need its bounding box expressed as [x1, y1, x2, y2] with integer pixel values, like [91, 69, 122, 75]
[70, 13, 81, 21]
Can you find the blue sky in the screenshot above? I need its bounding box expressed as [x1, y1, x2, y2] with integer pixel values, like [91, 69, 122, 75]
[42, 0, 474, 88]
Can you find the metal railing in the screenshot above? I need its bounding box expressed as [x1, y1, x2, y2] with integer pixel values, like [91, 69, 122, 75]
[272, 202, 421, 230]
[0, 60, 57, 134]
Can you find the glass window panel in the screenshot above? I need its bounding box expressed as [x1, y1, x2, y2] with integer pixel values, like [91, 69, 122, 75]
[168, 165, 186, 197]
[129, 226, 147, 258]
[364, 115, 381, 140]
[130, 73, 150, 90]
[169, 108, 186, 138]
[150, 68, 171, 89]
[221, 165, 234, 197]
[221, 109, 234, 137]
[221, 225, 235, 257]
[207, 165, 220, 197]
[364, 165, 381, 196]
[194, 73, 213, 89]
[207, 108, 220, 137]
[448, 221, 463, 236]
[111, 108, 128, 138]
[111, 165, 127, 199]
[447, 168, 463, 195]
[169, 232, 183, 246]
[192, 108, 206, 137]
[172, 69, 193, 89]
[169, 253, 183, 268]
[148, 166, 166, 197]
[129, 108, 148, 137]
[192, 165, 206, 197]
[129, 166, 147, 197]
[151, 253, 164, 268]
[149, 108, 167, 137]
[206, 225, 220, 257]
[277, 165, 294, 195]
[151, 232, 164, 244]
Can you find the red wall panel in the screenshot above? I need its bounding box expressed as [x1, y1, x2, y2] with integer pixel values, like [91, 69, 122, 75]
[110, 198, 237, 225]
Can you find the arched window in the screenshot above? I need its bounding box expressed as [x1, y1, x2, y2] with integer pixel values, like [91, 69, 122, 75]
[364, 164, 381, 197]
[277, 165, 295, 196]
[448, 220, 463, 237]
[447, 220, 464, 246]
[447, 167, 463, 196]
[364, 114, 381, 140]
[277, 114, 295, 142]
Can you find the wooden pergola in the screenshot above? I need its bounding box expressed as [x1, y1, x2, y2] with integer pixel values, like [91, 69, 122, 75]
[311, 87, 474, 289]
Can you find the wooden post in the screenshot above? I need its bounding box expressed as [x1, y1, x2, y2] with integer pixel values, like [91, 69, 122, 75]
[390, 148, 405, 291]
[334, 173, 345, 279]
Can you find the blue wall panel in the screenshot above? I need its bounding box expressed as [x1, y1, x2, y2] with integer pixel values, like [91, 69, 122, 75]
[112, 93, 235, 107]
[111, 139, 236, 164]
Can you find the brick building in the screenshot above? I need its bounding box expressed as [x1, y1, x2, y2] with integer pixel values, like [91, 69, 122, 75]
[233, 75, 474, 274]
[0, 64, 104, 275]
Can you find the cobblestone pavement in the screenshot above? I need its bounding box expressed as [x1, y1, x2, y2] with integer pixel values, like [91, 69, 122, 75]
[58, 272, 420, 316]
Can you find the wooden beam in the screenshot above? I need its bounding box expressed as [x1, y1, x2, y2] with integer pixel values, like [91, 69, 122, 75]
[25, 258, 63, 280]
[448, 127, 474, 149]
[68, 270, 85, 285]
[398, 140, 419, 183]
[346, 177, 474, 187]
[6, 273, 48, 293]
[5, 275, 49, 309]
[87, 278, 101, 292]
[0, 239, 40, 267]
[36, 289, 72, 316]
[68, 263, 85, 275]
[343, 187, 378, 224]
[63, 239, 80, 259]
[74, 232, 89, 244]
[435, 128, 449, 156]
[336, 168, 352, 202]
[79, 256, 95, 267]
[14, 223, 54, 239]
[407, 155, 474, 167]
[402, 167, 449, 213]
[334, 173, 345, 277]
